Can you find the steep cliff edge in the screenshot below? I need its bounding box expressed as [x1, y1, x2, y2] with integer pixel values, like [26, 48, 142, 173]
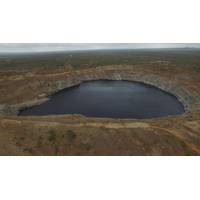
[0, 65, 199, 115]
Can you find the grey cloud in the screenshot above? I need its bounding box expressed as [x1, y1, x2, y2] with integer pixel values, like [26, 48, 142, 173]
[0, 43, 199, 53]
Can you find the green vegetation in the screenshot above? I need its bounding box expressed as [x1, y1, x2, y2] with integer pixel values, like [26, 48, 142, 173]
[0, 48, 200, 70]
[65, 130, 77, 142]
[80, 143, 93, 151]
[47, 130, 56, 141]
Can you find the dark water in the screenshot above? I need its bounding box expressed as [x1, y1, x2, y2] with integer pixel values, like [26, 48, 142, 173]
[19, 80, 185, 119]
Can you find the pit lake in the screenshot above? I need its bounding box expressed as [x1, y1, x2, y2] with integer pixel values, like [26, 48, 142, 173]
[19, 80, 185, 119]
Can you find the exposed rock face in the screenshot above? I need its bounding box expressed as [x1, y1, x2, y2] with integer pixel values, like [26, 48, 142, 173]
[1, 65, 199, 115]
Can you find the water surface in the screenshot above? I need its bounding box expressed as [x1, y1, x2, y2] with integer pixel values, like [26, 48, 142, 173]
[19, 80, 184, 118]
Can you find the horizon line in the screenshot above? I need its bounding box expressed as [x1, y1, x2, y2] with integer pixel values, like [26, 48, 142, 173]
[0, 47, 199, 54]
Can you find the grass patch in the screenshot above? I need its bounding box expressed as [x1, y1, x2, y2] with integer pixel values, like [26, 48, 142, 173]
[65, 130, 77, 142]
[47, 130, 56, 141]
[80, 143, 93, 151]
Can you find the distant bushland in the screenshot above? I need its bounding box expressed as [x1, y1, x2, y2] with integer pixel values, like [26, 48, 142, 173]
[0, 48, 200, 70]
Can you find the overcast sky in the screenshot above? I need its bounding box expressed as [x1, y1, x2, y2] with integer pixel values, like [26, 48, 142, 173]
[0, 43, 200, 53]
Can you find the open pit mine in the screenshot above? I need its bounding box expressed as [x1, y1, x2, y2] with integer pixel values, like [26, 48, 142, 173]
[0, 64, 200, 155]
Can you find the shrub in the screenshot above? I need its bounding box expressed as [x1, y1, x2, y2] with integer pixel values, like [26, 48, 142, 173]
[48, 130, 56, 141]
[65, 130, 77, 142]
[81, 143, 92, 151]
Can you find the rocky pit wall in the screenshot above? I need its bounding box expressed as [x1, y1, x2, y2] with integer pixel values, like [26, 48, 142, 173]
[0, 65, 200, 117]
